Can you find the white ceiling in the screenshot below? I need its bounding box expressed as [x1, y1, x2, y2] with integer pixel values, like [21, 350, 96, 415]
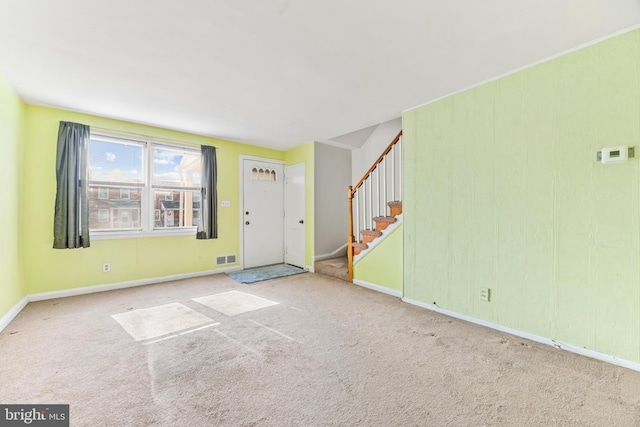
[1, 1, 640, 150]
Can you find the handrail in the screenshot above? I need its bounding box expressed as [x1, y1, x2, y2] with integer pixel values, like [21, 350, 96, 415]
[348, 130, 402, 199]
[347, 130, 402, 282]
[347, 185, 354, 281]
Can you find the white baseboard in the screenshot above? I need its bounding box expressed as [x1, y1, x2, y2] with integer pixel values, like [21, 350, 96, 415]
[0, 267, 242, 333]
[313, 244, 348, 262]
[353, 279, 402, 298]
[0, 296, 29, 333]
[29, 266, 241, 302]
[402, 297, 640, 373]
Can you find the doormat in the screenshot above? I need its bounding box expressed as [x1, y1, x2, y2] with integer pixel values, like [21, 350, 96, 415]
[227, 264, 307, 284]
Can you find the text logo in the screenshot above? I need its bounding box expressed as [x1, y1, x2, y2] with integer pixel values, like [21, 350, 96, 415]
[0, 405, 68, 427]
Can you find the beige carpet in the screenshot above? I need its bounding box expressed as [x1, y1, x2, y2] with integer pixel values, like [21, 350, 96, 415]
[193, 290, 279, 316]
[2, 272, 640, 426]
[112, 302, 215, 341]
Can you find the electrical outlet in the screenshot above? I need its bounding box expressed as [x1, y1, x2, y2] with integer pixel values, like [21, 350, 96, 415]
[103, 263, 111, 273]
[480, 287, 490, 302]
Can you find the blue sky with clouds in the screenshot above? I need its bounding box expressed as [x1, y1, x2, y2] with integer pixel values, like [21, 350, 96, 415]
[89, 139, 199, 186]
[89, 140, 142, 181]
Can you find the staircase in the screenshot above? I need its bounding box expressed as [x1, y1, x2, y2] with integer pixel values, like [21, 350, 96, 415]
[352, 201, 402, 256]
[348, 131, 403, 281]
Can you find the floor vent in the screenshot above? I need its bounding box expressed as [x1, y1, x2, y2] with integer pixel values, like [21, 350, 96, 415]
[216, 254, 237, 265]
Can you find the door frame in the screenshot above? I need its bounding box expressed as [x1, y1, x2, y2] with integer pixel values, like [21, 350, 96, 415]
[239, 155, 286, 270]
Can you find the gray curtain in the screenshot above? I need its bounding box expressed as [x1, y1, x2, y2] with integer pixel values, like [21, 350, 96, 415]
[197, 145, 218, 239]
[53, 121, 91, 249]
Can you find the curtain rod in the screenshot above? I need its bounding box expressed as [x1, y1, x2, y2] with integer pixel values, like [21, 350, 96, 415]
[89, 126, 219, 149]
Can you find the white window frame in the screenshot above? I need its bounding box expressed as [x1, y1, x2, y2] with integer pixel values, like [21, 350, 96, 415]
[98, 209, 109, 223]
[98, 187, 109, 199]
[88, 133, 201, 240]
[120, 188, 130, 200]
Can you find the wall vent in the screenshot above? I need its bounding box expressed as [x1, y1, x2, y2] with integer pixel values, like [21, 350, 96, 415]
[216, 254, 238, 265]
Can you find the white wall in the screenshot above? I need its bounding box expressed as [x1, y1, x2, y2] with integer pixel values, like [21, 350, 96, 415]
[351, 117, 402, 184]
[314, 142, 351, 259]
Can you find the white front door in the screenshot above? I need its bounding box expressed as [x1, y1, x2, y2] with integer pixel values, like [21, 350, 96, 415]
[242, 159, 284, 269]
[285, 163, 306, 268]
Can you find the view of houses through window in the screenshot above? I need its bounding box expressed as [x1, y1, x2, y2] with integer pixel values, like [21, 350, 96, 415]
[88, 134, 201, 235]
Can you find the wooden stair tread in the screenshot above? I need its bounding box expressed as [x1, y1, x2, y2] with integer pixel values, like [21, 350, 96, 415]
[388, 201, 402, 217]
[360, 229, 382, 244]
[352, 241, 368, 256]
[373, 216, 396, 223]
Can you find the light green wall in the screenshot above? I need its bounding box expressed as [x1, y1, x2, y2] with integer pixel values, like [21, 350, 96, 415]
[404, 29, 640, 362]
[23, 105, 283, 294]
[0, 76, 25, 318]
[354, 224, 403, 292]
[284, 142, 315, 268]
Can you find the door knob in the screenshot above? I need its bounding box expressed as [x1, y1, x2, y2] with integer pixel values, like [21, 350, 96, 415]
[245, 221, 250, 225]
[299, 220, 304, 224]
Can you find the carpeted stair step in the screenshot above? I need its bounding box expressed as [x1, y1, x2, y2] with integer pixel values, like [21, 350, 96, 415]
[388, 200, 402, 217]
[373, 216, 396, 232]
[360, 229, 382, 244]
[352, 242, 368, 255]
[314, 256, 349, 281]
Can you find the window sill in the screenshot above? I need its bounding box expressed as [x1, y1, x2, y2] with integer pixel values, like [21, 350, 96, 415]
[90, 228, 197, 241]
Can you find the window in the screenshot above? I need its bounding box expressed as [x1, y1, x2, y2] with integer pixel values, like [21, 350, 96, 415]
[88, 134, 201, 238]
[152, 146, 201, 229]
[251, 167, 277, 181]
[98, 209, 109, 222]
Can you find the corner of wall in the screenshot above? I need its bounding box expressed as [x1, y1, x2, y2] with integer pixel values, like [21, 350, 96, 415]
[0, 74, 27, 321]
